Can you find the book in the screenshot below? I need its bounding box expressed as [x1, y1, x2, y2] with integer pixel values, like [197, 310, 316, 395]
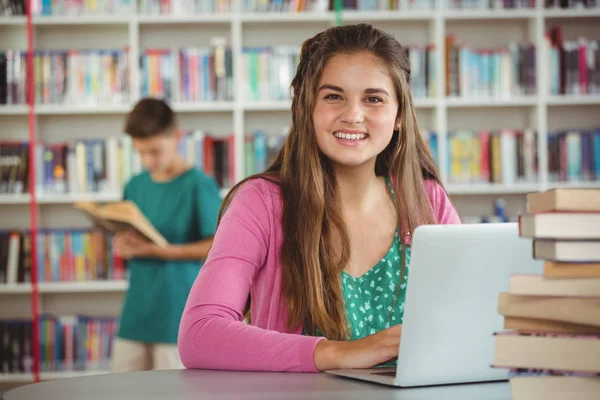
[508, 274, 600, 297]
[504, 317, 600, 335]
[519, 213, 600, 240]
[527, 188, 600, 214]
[498, 292, 600, 327]
[74, 201, 168, 247]
[496, 187, 600, 397]
[543, 261, 600, 278]
[534, 240, 600, 262]
[493, 332, 600, 373]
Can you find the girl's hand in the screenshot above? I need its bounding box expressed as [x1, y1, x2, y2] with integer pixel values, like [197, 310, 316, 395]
[314, 324, 402, 371]
[112, 231, 157, 259]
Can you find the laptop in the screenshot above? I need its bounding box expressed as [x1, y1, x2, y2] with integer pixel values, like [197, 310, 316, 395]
[326, 222, 543, 387]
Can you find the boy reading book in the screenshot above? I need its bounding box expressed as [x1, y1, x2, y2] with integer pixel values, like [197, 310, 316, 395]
[74, 200, 167, 247]
[110, 98, 222, 372]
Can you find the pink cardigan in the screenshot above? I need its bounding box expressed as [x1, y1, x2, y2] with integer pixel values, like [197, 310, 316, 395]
[178, 178, 461, 372]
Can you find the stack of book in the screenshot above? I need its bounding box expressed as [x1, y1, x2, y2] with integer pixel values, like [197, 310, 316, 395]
[493, 188, 600, 399]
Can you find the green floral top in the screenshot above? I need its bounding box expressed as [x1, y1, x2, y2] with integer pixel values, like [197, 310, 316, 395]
[303, 177, 410, 348]
[342, 230, 410, 340]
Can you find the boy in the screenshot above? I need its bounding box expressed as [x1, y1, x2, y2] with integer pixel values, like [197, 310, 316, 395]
[110, 98, 222, 372]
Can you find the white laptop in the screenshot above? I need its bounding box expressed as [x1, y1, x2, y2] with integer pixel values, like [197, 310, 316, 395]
[326, 222, 543, 387]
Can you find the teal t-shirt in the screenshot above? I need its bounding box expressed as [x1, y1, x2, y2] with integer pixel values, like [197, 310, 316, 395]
[117, 168, 222, 344]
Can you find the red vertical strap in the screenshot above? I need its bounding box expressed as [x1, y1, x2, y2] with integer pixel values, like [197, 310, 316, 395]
[25, 0, 41, 384]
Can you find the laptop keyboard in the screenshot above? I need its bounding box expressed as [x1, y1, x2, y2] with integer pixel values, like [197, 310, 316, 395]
[372, 371, 397, 377]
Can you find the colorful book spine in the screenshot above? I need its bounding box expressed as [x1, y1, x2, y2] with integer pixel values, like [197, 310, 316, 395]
[545, 28, 599, 96]
[138, 0, 230, 14]
[447, 128, 538, 184]
[29, 49, 129, 106]
[0, 315, 118, 374]
[446, 0, 535, 8]
[0, 229, 125, 284]
[445, 36, 536, 98]
[30, 0, 133, 15]
[242, 0, 434, 11]
[547, 128, 600, 183]
[0, 51, 28, 105]
[141, 44, 233, 102]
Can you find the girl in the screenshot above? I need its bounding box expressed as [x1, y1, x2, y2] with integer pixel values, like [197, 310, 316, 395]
[178, 23, 461, 373]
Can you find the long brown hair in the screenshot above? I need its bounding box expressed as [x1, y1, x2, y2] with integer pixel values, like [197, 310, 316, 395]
[219, 24, 443, 340]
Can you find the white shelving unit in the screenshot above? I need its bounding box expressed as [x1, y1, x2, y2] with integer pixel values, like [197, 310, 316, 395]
[0, 370, 110, 383]
[0, 281, 127, 294]
[1, 1, 600, 387]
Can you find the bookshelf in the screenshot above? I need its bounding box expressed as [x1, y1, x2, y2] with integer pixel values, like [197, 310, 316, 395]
[1, 0, 600, 387]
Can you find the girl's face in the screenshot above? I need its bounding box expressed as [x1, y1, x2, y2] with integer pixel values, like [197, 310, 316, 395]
[312, 51, 400, 170]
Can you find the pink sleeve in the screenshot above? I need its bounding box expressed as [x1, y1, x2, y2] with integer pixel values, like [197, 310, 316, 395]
[424, 180, 462, 224]
[177, 181, 324, 373]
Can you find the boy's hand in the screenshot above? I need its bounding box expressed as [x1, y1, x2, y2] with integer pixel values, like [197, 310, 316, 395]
[113, 231, 157, 259]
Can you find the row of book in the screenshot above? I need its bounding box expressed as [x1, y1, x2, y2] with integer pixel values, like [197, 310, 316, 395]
[0, 315, 118, 374]
[447, 127, 600, 184]
[5, 0, 600, 16]
[242, 0, 435, 11]
[0, 49, 129, 106]
[545, 29, 600, 96]
[545, 0, 600, 8]
[447, 129, 538, 185]
[492, 188, 600, 399]
[445, 0, 534, 8]
[138, 0, 230, 14]
[445, 37, 536, 98]
[0, 229, 126, 285]
[0, 51, 27, 105]
[0, 0, 23, 14]
[32, 0, 132, 15]
[547, 129, 600, 183]
[34, 138, 136, 195]
[241, 46, 299, 103]
[4, 42, 599, 105]
[0, 142, 28, 194]
[4, 127, 598, 195]
[141, 45, 233, 103]
[0, 129, 272, 196]
[239, 44, 437, 102]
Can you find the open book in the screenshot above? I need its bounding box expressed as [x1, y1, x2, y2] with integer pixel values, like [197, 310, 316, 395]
[74, 201, 168, 247]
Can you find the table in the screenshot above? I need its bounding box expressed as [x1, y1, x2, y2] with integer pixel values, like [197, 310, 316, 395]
[2, 370, 511, 400]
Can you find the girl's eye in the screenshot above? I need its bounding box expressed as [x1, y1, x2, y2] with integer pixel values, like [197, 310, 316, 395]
[324, 93, 342, 100]
[365, 96, 383, 103]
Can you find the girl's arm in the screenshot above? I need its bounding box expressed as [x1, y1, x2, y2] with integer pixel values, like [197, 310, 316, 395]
[177, 181, 325, 372]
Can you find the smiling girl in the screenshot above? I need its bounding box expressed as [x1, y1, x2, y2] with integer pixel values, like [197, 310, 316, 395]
[177, 23, 461, 372]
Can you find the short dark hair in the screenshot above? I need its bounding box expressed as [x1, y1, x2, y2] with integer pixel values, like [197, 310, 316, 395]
[124, 98, 176, 138]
